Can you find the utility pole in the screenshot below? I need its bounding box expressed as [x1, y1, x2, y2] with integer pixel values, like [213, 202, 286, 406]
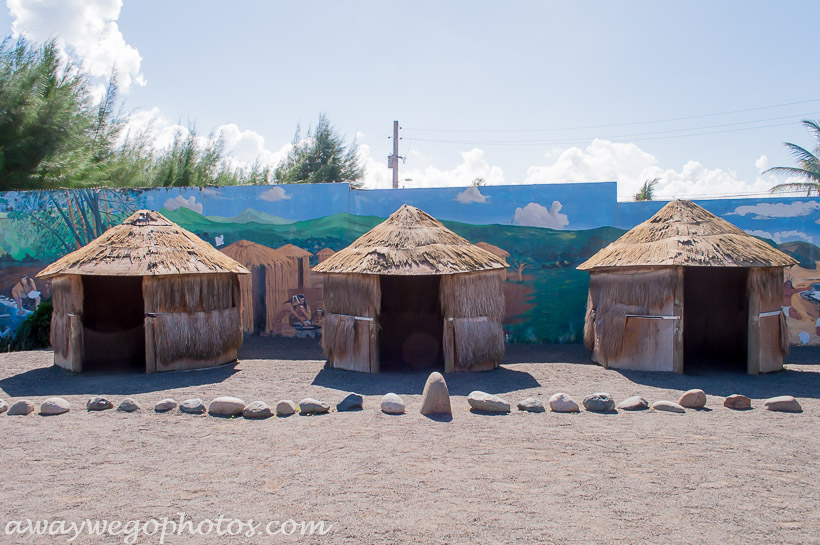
[388, 120, 402, 189]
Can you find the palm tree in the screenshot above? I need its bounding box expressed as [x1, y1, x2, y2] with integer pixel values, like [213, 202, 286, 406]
[766, 120, 820, 196]
[634, 177, 660, 201]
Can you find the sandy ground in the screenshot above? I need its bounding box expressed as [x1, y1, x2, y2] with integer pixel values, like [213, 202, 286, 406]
[1, 337, 819, 545]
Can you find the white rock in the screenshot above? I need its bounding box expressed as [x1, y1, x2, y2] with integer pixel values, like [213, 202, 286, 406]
[549, 393, 580, 413]
[243, 401, 273, 419]
[8, 399, 34, 415]
[40, 397, 70, 416]
[179, 398, 206, 414]
[86, 396, 113, 411]
[467, 391, 511, 413]
[679, 389, 707, 409]
[763, 395, 802, 413]
[420, 372, 451, 415]
[652, 400, 685, 413]
[117, 398, 141, 412]
[517, 397, 545, 413]
[154, 398, 178, 412]
[381, 393, 406, 414]
[276, 400, 298, 416]
[617, 396, 649, 411]
[208, 396, 246, 416]
[0, 399, 7, 414]
[298, 398, 330, 415]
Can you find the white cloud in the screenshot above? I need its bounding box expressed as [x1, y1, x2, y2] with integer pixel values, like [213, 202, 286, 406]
[745, 229, 813, 244]
[259, 187, 291, 202]
[8, 0, 145, 92]
[730, 201, 820, 219]
[216, 124, 292, 170]
[163, 195, 202, 214]
[755, 155, 769, 172]
[358, 146, 505, 189]
[119, 108, 291, 173]
[523, 138, 784, 199]
[455, 186, 489, 204]
[513, 201, 569, 230]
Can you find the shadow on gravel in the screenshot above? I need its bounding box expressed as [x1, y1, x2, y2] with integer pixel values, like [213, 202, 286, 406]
[238, 334, 323, 361]
[618, 367, 820, 400]
[0, 364, 238, 397]
[312, 365, 540, 396]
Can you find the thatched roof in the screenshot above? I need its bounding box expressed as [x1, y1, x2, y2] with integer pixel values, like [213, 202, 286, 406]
[578, 200, 797, 270]
[277, 243, 313, 258]
[313, 205, 508, 275]
[38, 210, 249, 278]
[317, 247, 336, 257]
[475, 241, 511, 259]
[221, 240, 290, 267]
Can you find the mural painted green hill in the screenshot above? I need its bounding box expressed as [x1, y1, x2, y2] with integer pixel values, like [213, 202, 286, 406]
[207, 208, 293, 225]
[778, 240, 820, 270]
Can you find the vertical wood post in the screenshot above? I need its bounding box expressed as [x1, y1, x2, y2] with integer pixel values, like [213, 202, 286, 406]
[672, 266, 684, 374]
[747, 270, 761, 375]
[68, 313, 83, 373]
[443, 319, 455, 374]
[145, 315, 157, 374]
[369, 320, 379, 373]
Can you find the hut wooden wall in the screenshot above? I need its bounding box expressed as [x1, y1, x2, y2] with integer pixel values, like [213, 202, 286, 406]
[747, 267, 787, 374]
[50, 275, 83, 372]
[440, 270, 505, 372]
[143, 273, 242, 372]
[586, 267, 682, 372]
[321, 273, 380, 372]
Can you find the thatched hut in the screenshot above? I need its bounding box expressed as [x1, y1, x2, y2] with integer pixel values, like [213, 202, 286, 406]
[317, 247, 336, 263]
[277, 243, 313, 288]
[578, 200, 797, 374]
[220, 240, 292, 334]
[313, 204, 508, 373]
[37, 210, 249, 373]
[476, 242, 511, 280]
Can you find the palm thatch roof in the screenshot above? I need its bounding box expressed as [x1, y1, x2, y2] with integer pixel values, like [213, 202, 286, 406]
[313, 205, 508, 275]
[220, 239, 290, 268]
[277, 243, 313, 258]
[475, 241, 511, 259]
[38, 210, 249, 278]
[578, 200, 797, 270]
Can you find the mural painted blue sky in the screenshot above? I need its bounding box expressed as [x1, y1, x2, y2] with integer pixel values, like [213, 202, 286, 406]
[3, 1, 820, 201]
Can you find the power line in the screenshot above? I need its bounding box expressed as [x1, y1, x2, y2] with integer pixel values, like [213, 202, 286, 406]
[404, 98, 820, 133]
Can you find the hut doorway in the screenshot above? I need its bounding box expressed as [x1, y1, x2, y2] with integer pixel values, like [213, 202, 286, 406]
[252, 266, 267, 333]
[683, 267, 748, 372]
[81, 276, 146, 371]
[379, 275, 444, 371]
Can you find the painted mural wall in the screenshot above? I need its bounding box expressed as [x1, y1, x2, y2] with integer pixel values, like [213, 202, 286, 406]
[1, 182, 818, 345]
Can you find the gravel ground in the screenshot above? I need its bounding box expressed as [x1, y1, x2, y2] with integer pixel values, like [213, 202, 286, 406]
[1, 337, 819, 545]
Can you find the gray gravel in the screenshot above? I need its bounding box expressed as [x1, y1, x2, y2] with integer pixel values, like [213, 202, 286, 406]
[1, 338, 818, 544]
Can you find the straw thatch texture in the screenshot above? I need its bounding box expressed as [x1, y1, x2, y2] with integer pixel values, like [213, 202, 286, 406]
[50, 275, 82, 358]
[37, 210, 249, 278]
[322, 274, 381, 317]
[440, 270, 505, 320]
[277, 244, 312, 287]
[748, 266, 785, 303]
[154, 307, 241, 365]
[314, 205, 508, 275]
[221, 240, 292, 333]
[451, 317, 504, 370]
[143, 274, 237, 314]
[317, 248, 336, 263]
[585, 268, 677, 361]
[475, 242, 511, 259]
[578, 200, 798, 270]
[321, 313, 356, 361]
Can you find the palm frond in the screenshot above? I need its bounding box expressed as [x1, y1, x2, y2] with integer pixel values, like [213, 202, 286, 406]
[763, 166, 820, 182]
[769, 181, 820, 195]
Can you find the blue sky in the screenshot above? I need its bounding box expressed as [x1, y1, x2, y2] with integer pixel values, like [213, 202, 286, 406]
[3, 1, 820, 200]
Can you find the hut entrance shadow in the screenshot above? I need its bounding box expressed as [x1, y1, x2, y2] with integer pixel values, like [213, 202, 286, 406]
[0, 362, 239, 397]
[82, 276, 146, 372]
[378, 275, 444, 372]
[311, 365, 540, 396]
